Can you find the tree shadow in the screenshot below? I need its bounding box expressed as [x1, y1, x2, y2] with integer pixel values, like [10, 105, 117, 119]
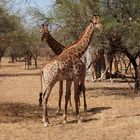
[116, 113, 140, 119]
[62, 107, 112, 124]
[87, 86, 138, 97]
[87, 107, 112, 114]
[0, 102, 56, 123]
[87, 87, 130, 91]
[2, 64, 20, 67]
[71, 106, 112, 124]
[65, 117, 99, 125]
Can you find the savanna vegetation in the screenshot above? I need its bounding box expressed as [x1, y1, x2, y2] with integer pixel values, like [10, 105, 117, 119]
[0, 1, 140, 139]
[0, 0, 140, 89]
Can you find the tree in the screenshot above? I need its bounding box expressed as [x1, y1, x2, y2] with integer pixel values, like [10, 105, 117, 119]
[47, 0, 140, 89]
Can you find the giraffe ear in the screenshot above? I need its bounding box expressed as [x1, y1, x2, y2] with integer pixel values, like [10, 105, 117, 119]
[44, 25, 49, 33]
[40, 25, 45, 33]
[42, 24, 44, 27]
[93, 15, 100, 21]
[40, 24, 49, 33]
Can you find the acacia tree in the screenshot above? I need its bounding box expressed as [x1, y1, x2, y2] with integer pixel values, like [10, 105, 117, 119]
[99, 0, 140, 89]
[25, 29, 40, 68]
[0, 0, 42, 69]
[0, 3, 22, 64]
[47, 0, 140, 89]
[26, 0, 140, 89]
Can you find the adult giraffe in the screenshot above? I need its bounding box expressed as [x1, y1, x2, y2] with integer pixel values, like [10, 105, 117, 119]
[41, 15, 103, 127]
[40, 24, 87, 113]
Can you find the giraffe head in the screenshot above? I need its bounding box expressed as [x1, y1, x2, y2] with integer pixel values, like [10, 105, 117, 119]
[90, 15, 103, 31]
[40, 24, 49, 41]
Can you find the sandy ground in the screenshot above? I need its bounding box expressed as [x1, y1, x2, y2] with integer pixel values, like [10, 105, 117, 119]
[0, 59, 140, 140]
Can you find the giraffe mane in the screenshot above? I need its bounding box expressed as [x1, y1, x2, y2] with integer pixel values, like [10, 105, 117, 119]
[66, 25, 89, 48]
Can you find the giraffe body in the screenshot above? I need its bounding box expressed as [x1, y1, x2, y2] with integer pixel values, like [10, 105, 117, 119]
[42, 58, 84, 126]
[42, 58, 84, 89]
[41, 26, 87, 113]
[41, 16, 103, 127]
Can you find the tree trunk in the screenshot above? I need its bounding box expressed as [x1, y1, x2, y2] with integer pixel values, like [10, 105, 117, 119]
[0, 57, 1, 68]
[11, 55, 15, 63]
[34, 56, 38, 68]
[27, 56, 32, 70]
[123, 48, 139, 90]
[27, 49, 38, 69]
[0, 48, 5, 68]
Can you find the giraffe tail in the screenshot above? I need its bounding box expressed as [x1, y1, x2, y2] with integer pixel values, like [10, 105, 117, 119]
[39, 92, 43, 107]
[39, 70, 43, 107]
[78, 82, 82, 96]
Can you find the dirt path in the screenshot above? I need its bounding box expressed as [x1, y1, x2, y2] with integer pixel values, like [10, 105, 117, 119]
[0, 74, 140, 140]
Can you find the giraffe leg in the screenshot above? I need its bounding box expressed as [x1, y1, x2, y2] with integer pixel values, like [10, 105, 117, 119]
[63, 80, 72, 124]
[77, 84, 81, 108]
[39, 92, 43, 107]
[56, 81, 63, 114]
[68, 81, 73, 111]
[38, 71, 43, 114]
[37, 92, 43, 116]
[81, 82, 87, 112]
[74, 78, 81, 124]
[68, 90, 72, 108]
[42, 87, 52, 127]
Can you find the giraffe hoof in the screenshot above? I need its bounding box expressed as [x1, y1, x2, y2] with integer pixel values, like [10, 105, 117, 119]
[92, 79, 97, 82]
[97, 78, 102, 81]
[77, 119, 82, 124]
[44, 122, 49, 127]
[56, 110, 60, 115]
[63, 120, 67, 124]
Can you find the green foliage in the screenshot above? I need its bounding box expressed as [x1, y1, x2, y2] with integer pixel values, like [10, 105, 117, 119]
[47, 0, 140, 53]
[0, 0, 139, 59]
[0, 0, 41, 59]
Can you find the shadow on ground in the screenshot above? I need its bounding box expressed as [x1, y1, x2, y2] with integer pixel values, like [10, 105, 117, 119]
[87, 86, 139, 97]
[54, 106, 110, 125]
[87, 107, 112, 114]
[0, 102, 56, 123]
[72, 106, 112, 124]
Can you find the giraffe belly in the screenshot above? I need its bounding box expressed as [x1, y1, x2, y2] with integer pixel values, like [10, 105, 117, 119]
[43, 66, 59, 86]
[58, 71, 73, 81]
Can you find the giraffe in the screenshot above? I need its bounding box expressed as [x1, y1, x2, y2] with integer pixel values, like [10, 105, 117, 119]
[40, 24, 87, 113]
[41, 15, 103, 127]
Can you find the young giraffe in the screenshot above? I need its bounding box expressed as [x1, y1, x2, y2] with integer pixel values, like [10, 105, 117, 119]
[41, 15, 103, 127]
[40, 24, 87, 113]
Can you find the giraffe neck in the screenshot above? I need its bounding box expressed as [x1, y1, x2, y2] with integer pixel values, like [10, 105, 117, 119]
[61, 22, 95, 59]
[45, 34, 65, 55]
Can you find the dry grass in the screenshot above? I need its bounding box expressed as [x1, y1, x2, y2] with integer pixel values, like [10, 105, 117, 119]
[0, 58, 140, 140]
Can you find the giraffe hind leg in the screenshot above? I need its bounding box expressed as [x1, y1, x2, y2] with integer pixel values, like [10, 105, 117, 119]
[74, 78, 81, 124]
[56, 81, 63, 115]
[42, 87, 52, 127]
[63, 80, 72, 124]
